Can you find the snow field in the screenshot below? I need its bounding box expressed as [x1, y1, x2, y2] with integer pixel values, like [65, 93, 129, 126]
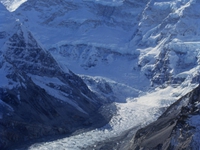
[0, 0, 27, 12]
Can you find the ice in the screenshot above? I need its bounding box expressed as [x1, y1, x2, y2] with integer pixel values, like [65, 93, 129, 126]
[81, 75, 140, 104]
[28, 83, 197, 150]
[0, 0, 200, 148]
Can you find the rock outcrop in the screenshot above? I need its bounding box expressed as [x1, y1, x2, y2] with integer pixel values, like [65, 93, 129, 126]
[0, 21, 106, 149]
[132, 85, 200, 150]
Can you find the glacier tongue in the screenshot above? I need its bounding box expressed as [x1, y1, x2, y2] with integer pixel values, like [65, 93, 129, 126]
[1, 0, 200, 149]
[28, 84, 197, 150]
[22, 0, 200, 149]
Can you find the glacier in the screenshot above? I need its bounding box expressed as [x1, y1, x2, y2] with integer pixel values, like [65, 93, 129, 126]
[1, 0, 200, 149]
[27, 84, 196, 150]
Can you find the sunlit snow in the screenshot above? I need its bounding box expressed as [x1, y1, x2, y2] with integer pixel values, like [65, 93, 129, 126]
[0, 0, 27, 12]
[1, 0, 200, 149]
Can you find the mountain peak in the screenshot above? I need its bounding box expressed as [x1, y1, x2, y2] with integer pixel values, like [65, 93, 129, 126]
[0, 16, 105, 149]
[1, 23, 68, 76]
[1, 0, 200, 149]
[0, 0, 27, 12]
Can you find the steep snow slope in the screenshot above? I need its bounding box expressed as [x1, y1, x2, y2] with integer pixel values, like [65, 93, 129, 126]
[9, 0, 146, 60]
[1, 0, 200, 149]
[0, 10, 107, 149]
[13, 0, 152, 94]
[0, 0, 26, 12]
[131, 0, 200, 86]
[11, 0, 200, 88]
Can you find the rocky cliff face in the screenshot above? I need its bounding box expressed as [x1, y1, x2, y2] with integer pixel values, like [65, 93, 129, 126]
[0, 17, 106, 149]
[1, 0, 200, 149]
[131, 85, 200, 150]
[13, 0, 145, 47]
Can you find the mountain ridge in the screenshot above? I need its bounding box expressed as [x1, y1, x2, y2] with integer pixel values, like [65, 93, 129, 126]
[1, 0, 200, 149]
[0, 16, 108, 149]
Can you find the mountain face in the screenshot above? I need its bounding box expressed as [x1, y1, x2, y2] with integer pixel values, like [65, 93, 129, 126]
[0, 8, 107, 149]
[132, 85, 200, 150]
[1, 0, 200, 150]
[14, 0, 146, 46]
[12, 0, 200, 89]
[134, 0, 200, 86]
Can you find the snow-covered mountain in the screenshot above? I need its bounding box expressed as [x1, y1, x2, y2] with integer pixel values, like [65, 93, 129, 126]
[1, 0, 200, 149]
[10, 0, 200, 88]
[0, 4, 108, 149]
